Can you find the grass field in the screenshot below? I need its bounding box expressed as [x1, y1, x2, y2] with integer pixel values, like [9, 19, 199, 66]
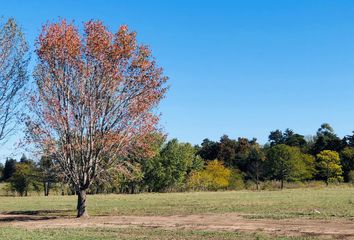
[0, 227, 320, 240]
[0, 187, 353, 219]
[0, 187, 353, 239]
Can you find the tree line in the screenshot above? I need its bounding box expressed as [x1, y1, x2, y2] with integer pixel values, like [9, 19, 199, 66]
[2, 123, 353, 195]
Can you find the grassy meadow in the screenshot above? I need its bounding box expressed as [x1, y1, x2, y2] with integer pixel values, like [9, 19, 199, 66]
[0, 187, 353, 239]
[0, 227, 320, 240]
[0, 187, 353, 219]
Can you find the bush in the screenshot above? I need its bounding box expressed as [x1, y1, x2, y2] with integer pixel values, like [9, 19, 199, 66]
[228, 169, 245, 190]
[348, 170, 354, 184]
[188, 160, 231, 191]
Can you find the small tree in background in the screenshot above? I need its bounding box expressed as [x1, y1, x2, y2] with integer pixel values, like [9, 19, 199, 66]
[27, 20, 168, 217]
[143, 139, 203, 192]
[0, 163, 4, 180]
[197, 139, 219, 161]
[316, 150, 343, 185]
[9, 162, 38, 196]
[268, 129, 306, 148]
[340, 147, 354, 181]
[266, 144, 315, 189]
[3, 158, 17, 181]
[38, 155, 58, 196]
[188, 160, 231, 191]
[312, 123, 343, 154]
[244, 144, 265, 190]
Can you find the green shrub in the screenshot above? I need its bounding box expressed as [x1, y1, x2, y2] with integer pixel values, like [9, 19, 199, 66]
[348, 170, 354, 184]
[228, 169, 245, 190]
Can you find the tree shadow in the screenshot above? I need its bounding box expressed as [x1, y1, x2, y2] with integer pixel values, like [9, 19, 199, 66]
[0, 209, 73, 222]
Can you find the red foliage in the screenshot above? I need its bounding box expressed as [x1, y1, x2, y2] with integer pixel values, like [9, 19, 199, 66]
[27, 20, 168, 193]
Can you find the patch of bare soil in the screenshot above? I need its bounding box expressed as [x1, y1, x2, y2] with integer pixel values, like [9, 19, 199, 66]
[0, 213, 353, 239]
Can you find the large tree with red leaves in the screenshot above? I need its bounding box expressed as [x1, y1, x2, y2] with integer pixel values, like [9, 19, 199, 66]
[27, 20, 168, 217]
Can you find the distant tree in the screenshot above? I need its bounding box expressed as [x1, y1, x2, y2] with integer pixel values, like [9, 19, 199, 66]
[19, 154, 32, 164]
[9, 162, 38, 196]
[283, 129, 307, 148]
[88, 133, 166, 194]
[38, 155, 58, 196]
[3, 158, 17, 181]
[312, 123, 343, 154]
[143, 139, 203, 192]
[268, 129, 306, 148]
[243, 144, 266, 190]
[340, 147, 354, 181]
[0, 163, 4, 180]
[234, 137, 253, 168]
[0, 18, 29, 142]
[348, 170, 354, 183]
[198, 138, 219, 161]
[116, 133, 165, 194]
[343, 131, 354, 147]
[266, 144, 315, 189]
[268, 130, 284, 146]
[119, 165, 144, 194]
[228, 168, 245, 190]
[300, 153, 317, 180]
[188, 160, 231, 191]
[316, 150, 343, 185]
[217, 135, 237, 167]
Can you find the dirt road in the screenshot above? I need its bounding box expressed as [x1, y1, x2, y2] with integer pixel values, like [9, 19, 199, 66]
[0, 213, 353, 239]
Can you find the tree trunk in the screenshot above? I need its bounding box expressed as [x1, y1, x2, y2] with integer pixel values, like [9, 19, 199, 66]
[76, 190, 89, 218]
[281, 179, 284, 189]
[44, 182, 49, 196]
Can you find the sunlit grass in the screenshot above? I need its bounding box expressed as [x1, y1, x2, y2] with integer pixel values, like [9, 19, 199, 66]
[0, 227, 320, 240]
[0, 187, 353, 219]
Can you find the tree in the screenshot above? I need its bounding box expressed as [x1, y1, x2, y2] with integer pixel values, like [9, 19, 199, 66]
[188, 160, 231, 191]
[283, 129, 307, 148]
[0, 18, 29, 142]
[340, 147, 354, 181]
[143, 139, 203, 192]
[312, 123, 343, 154]
[217, 135, 237, 167]
[343, 131, 354, 147]
[19, 154, 31, 164]
[3, 158, 17, 181]
[38, 155, 58, 196]
[243, 144, 265, 190]
[266, 144, 315, 189]
[232, 138, 257, 171]
[26, 20, 168, 217]
[9, 162, 38, 196]
[268, 129, 306, 148]
[197, 138, 219, 161]
[316, 150, 343, 185]
[268, 130, 284, 146]
[0, 163, 4, 180]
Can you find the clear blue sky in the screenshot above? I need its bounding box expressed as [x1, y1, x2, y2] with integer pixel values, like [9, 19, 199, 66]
[2, 0, 354, 161]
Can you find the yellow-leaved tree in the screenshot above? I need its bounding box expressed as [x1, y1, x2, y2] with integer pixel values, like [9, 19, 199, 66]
[188, 160, 231, 191]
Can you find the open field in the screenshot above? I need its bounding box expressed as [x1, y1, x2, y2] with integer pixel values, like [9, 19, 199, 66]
[0, 227, 322, 240]
[1, 187, 354, 219]
[0, 187, 354, 239]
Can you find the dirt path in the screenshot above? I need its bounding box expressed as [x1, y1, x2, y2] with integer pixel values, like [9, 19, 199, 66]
[0, 213, 353, 239]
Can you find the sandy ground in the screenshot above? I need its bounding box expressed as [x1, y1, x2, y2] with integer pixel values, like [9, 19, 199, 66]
[0, 213, 354, 239]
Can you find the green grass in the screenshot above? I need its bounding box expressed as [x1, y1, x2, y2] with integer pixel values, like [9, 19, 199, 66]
[0, 188, 352, 239]
[0, 227, 320, 240]
[0, 187, 353, 219]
